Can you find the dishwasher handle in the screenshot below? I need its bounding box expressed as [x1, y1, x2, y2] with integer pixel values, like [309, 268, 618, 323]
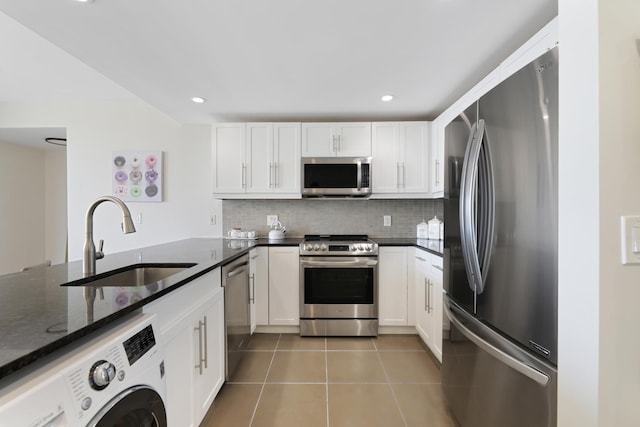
[225, 261, 248, 278]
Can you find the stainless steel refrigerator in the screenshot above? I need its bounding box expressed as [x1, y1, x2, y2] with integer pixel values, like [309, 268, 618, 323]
[442, 46, 558, 427]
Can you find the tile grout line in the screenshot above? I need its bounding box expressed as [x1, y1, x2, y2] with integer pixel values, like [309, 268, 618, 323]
[248, 333, 281, 427]
[325, 337, 330, 427]
[373, 338, 409, 427]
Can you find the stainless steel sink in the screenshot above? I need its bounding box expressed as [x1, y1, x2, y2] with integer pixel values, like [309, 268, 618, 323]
[62, 263, 196, 287]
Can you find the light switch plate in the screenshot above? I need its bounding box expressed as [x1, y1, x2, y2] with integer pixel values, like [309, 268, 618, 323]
[621, 215, 640, 264]
[383, 215, 391, 227]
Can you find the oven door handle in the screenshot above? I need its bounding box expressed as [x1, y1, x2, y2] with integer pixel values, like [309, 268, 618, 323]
[300, 259, 378, 267]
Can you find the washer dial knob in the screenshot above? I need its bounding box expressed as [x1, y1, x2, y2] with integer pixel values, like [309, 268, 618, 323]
[89, 360, 116, 390]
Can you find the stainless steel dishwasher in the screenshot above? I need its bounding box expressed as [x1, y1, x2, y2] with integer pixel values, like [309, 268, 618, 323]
[221, 254, 251, 380]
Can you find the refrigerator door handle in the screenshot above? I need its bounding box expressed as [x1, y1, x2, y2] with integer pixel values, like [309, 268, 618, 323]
[459, 119, 495, 295]
[476, 121, 496, 294]
[444, 296, 550, 386]
[459, 121, 483, 293]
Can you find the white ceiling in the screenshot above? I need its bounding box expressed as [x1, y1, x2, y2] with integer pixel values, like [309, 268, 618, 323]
[0, 127, 66, 151]
[0, 0, 557, 124]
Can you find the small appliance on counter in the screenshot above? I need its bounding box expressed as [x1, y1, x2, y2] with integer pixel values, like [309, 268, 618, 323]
[268, 221, 286, 240]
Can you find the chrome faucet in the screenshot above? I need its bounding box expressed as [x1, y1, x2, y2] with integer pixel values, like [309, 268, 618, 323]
[83, 196, 136, 275]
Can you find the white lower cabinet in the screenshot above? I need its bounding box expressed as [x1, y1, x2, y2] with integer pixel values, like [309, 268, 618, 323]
[143, 269, 225, 427]
[414, 248, 444, 362]
[378, 247, 412, 326]
[268, 246, 300, 325]
[250, 247, 269, 329]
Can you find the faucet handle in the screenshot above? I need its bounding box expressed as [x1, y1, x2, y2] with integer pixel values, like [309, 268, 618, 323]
[96, 239, 105, 260]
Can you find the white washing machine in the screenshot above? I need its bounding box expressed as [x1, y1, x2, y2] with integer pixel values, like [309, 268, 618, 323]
[0, 312, 167, 426]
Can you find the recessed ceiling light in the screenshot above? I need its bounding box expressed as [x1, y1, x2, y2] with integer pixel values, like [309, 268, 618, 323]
[381, 95, 394, 102]
[192, 97, 206, 103]
[74, 0, 95, 3]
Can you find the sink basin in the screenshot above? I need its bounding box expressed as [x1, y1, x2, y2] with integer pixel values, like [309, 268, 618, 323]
[62, 263, 196, 287]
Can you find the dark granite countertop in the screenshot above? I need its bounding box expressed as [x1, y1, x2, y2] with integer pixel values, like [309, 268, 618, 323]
[373, 238, 443, 256]
[0, 237, 302, 380]
[0, 235, 440, 381]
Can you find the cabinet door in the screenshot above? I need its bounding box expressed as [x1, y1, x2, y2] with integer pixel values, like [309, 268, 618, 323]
[250, 247, 270, 329]
[430, 255, 444, 362]
[144, 269, 222, 426]
[268, 247, 300, 325]
[372, 122, 400, 193]
[335, 122, 371, 157]
[246, 123, 273, 194]
[193, 288, 225, 424]
[401, 122, 429, 193]
[378, 247, 408, 326]
[272, 123, 301, 194]
[431, 120, 444, 194]
[163, 314, 196, 427]
[212, 123, 246, 194]
[414, 249, 431, 344]
[301, 123, 335, 156]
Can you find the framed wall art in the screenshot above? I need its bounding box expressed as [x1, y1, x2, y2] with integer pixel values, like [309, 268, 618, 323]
[112, 150, 163, 202]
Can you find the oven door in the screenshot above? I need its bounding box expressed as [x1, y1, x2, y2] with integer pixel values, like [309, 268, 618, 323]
[300, 256, 378, 318]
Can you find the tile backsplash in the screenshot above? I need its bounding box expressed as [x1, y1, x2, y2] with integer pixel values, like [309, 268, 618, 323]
[222, 198, 443, 238]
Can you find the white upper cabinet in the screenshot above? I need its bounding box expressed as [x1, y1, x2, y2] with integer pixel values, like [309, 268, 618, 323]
[301, 122, 371, 157]
[212, 123, 245, 194]
[430, 121, 444, 194]
[212, 123, 301, 198]
[372, 121, 430, 196]
[246, 123, 301, 195]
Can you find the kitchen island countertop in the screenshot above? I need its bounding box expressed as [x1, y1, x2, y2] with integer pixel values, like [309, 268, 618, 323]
[0, 237, 302, 381]
[0, 235, 439, 381]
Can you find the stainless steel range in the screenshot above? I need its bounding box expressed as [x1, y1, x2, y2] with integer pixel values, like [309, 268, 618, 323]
[299, 235, 379, 336]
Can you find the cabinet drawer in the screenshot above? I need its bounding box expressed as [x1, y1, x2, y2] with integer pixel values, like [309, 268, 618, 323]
[431, 254, 443, 272]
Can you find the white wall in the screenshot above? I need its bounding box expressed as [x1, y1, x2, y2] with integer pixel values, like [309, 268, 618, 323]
[0, 141, 45, 274]
[0, 100, 223, 262]
[558, 0, 640, 425]
[45, 148, 67, 264]
[597, 0, 640, 424]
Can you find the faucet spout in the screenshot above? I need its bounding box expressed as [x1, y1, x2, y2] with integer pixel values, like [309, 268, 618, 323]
[83, 196, 136, 276]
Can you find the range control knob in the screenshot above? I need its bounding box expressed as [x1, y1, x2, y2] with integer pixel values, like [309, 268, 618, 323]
[313, 244, 320, 251]
[320, 244, 328, 252]
[89, 360, 116, 390]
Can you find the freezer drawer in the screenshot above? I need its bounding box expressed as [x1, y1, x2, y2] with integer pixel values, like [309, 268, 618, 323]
[442, 297, 557, 427]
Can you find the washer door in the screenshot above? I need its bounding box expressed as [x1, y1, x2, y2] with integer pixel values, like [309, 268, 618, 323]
[88, 386, 167, 427]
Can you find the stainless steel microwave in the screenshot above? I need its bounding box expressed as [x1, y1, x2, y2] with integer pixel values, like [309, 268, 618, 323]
[301, 157, 372, 197]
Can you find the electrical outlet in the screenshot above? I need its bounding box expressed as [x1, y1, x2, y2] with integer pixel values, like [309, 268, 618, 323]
[209, 214, 216, 225]
[135, 213, 142, 224]
[383, 215, 392, 227]
[267, 215, 278, 226]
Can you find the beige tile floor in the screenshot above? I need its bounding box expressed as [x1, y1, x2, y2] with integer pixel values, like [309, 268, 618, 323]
[200, 334, 457, 427]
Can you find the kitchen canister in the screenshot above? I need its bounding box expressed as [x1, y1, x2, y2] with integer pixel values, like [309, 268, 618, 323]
[417, 220, 429, 239]
[428, 216, 443, 240]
